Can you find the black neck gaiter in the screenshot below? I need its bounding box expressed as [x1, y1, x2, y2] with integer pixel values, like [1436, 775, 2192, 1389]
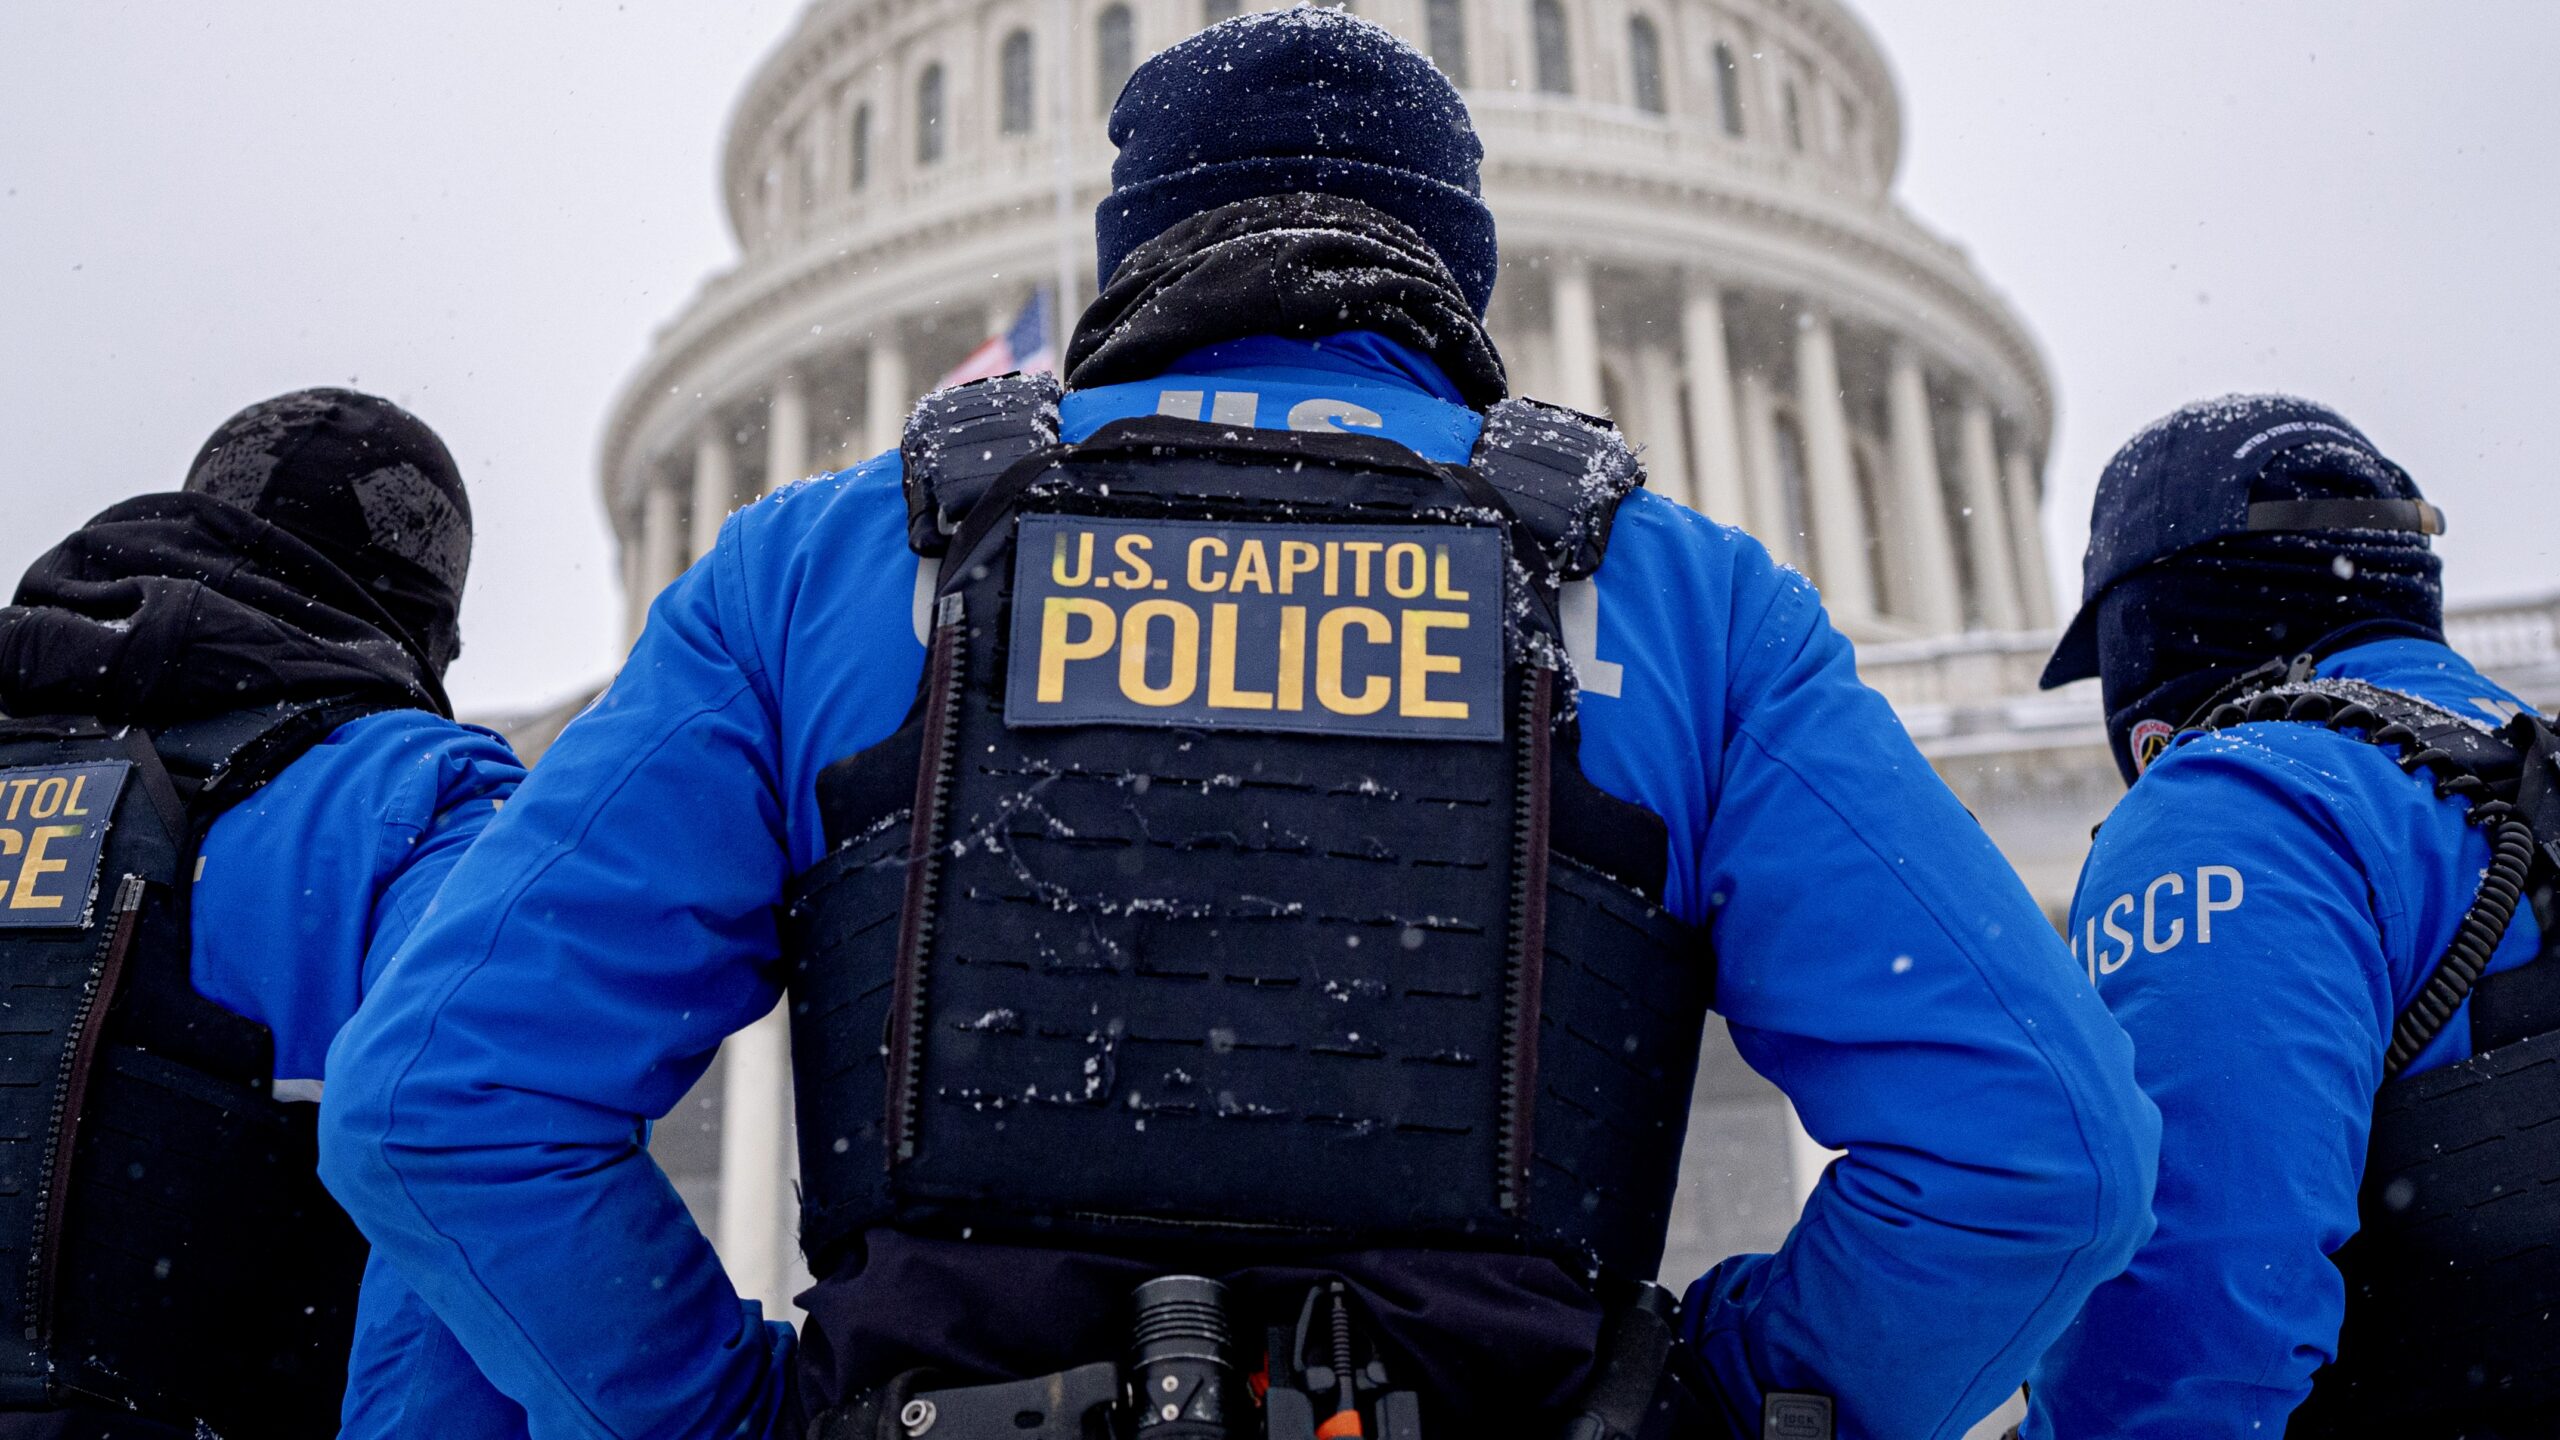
[1065, 192, 1509, 410]
[0, 492, 451, 726]
[2097, 529, 2443, 783]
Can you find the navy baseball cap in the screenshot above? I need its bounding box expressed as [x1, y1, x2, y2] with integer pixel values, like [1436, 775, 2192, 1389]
[2041, 394, 2443, 689]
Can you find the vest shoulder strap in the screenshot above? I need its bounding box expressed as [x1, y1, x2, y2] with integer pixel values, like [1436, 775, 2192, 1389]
[1468, 398, 1647, 582]
[900, 372, 1065, 555]
[152, 696, 396, 832]
[2196, 676, 2552, 1070]
[898, 378, 1652, 582]
[2198, 677, 2519, 787]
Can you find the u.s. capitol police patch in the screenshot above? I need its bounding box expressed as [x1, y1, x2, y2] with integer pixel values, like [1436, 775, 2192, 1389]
[1004, 514, 1504, 741]
[0, 760, 131, 929]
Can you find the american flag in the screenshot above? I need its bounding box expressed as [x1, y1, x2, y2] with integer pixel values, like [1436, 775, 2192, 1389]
[937, 288, 1056, 388]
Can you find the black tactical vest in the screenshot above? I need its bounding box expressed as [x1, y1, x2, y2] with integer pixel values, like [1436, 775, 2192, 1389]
[2181, 679, 2560, 1437]
[782, 375, 1716, 1286]
[0, 698, 380, 1438]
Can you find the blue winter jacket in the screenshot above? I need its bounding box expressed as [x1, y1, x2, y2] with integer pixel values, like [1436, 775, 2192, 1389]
[190, 709, 524, 1434]
[321, 334, 2156, 1440]
[2026, 637, 2541, 1438]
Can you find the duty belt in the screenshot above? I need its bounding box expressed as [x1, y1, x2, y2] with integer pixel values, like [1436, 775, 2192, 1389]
[812, 1275, 1826, 1440]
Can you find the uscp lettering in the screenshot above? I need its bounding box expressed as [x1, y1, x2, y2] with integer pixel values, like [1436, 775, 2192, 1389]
[2070, 865, 2245, 983]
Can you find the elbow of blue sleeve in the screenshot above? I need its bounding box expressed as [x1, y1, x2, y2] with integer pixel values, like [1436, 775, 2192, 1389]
[317, 1031, 407, 1240]
[2074, 1055, 2163, 1281]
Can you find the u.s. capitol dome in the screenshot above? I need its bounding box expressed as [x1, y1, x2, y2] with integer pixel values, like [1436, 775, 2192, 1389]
[602, 0, 2057, 651]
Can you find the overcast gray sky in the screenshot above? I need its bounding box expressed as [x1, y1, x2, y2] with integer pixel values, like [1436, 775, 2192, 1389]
[5, 2, 2553, 714]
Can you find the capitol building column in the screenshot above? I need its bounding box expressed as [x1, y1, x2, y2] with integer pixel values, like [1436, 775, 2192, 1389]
[1634, 339, 1691, 510]
[1956, 396, 2025, 630]
[2003, 445, 2057, 626]
[635, 475, 684, 640]
[719, 1009, 797, 1322]
[865, 332, 909, 459]
[1680, 276, 1748, 528]
[766, 374, 811, 494]
[691, 426, 736, 562]
[1733, 369, 1793, 568]
[1885, 346, 1963, 633]
[1793, 310, 1875, 621]
[1548, 254, 1603, 415]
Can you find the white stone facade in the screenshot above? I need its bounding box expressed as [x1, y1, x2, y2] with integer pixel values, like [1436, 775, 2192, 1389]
[597, 0, 2065, 1349]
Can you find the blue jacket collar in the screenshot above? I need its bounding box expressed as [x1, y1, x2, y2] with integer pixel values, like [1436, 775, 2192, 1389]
[2320, 635, 2526, 723]
[1159, 332, 1468, 405]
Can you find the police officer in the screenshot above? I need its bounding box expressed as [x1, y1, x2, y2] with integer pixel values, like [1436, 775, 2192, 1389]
[2025, 395, 2560, 1438]
[0, 389, 523, 1439]
[324, 15, 2154, 1440]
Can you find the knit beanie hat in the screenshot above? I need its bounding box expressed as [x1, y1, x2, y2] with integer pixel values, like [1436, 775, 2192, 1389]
[184, 388, 474, 676]
[1095, 8, 1499, 315]
[2072, 397, 2446, 781]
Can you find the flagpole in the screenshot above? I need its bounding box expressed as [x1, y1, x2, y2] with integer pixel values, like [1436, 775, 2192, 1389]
[1051, 0, 1077, 357]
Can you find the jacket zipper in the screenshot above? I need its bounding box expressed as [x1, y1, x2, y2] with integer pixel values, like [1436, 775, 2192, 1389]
[26, 873, 147, 1343]
[886, 591, 968, 1166]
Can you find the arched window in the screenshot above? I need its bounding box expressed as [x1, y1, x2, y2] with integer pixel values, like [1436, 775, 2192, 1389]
[848, 103, 871, 190]
[1712, 42, 1745, 136]
[916, 63, 945, 165]
[1000, 29, 1036, 135]
[1628, 16, 1665, 114]
[1203, 0, 1241, 22]
[1097, 5, 1136, 113]
[1531, 0, 1571, 96]
[1425, 0, 1467, 86]
[1782, 80, 1805, 152]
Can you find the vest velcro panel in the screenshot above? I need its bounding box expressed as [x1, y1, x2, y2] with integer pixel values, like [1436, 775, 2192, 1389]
[2293, 1024, 2560, 1432]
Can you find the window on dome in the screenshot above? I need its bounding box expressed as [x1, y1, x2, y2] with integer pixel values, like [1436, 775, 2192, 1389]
[916, 63, 945, 165]
[1713, 41, 1745, 136]
[1098, 6, 1136, 113]
[1000, 29, 1036, 135]
[1783, 79, 1805, 152]
[1629, 16, 1665, 114]
[848, 103, 871, 191]
[1426, 0, 1467, 86]
[1532, 0, 1571, 96]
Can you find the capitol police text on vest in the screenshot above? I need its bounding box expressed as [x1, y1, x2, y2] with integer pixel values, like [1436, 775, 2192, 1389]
[320, 333, 2158, 1440]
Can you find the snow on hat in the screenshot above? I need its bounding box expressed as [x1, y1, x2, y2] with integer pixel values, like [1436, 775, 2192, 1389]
[184, 387, 474, 674]
[1095, 8, 1499, 315]
[2041, 393, 2442, 689]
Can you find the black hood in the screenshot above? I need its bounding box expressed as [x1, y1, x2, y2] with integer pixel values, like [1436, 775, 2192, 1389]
[0, 491, 450, 725]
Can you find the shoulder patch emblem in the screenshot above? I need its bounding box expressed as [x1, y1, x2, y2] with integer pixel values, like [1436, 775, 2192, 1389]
[2131, 718, 2177, 775]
